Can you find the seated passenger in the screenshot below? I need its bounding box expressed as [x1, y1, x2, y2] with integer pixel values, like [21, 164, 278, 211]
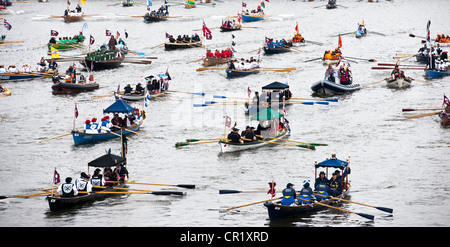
[124, 84, 133, 94]
[281, 183, 296, 206]
[57, 177, 78, 198]
[135, 83, 145, 95]
[297, 182, 313, 204]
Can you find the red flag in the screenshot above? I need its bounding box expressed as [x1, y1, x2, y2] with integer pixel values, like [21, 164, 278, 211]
[443, 95, 450, 108]
[268, 181, 276, 197]
[106, 30, 111, 36]
[202, 21, 212, 40]
[242, 2, 246, 7]
[338, 35, 342, 48]
[90, 35, 95, 45]
[53, 169, 60, 184]
[248, 87, 251, 97]
[295, 23, 299, 33]
[51, 30, 59, 36]
[74, 104, 78, 118]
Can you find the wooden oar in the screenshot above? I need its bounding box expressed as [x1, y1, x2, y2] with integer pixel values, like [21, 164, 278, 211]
[175, 140, 219, 147]
[186, 138, 225, 142]
[105, 181, 195, 189]
[196, 67, 226, 71]
[242, 138, 316, 150]
[38, 132, 71, 143]
[290, 97, 338, 102]
[399, 111, 441, 120]
[297, 197, 374, 220]
[2, 40, 24, 43]
[0, 192, 50, 200]
[93, 186, 186, 195]
[79, 190, 186, 196]
[363, 78, 389, 87]
[112, 125, 151, 138]
[342, 56, 376, 62]
[314, 194, 393, 213]
[410, 77, 432, 85]
[371, 67, 425, 70]
[377, 63, 423, 67]
[402, 108, 441, 112]
[219, 190, 281, 194]
[222, 197, 282, 212]
[186, 58, 203, 64]
[255, 135, 327, 146]
[409, 33, 427, 40]
[304, 57, 323, 63]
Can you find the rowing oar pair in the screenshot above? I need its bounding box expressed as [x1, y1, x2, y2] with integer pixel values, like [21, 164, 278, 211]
[104, 180, 195, 189]
[241, 137, 317, 150]
[398, 110, 441, 121]
[255, 135, 327, 148]
[92, 186, 186, 196]
[175, 138, 224, 147]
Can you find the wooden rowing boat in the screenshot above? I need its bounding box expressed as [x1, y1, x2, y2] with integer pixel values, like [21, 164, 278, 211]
[220, 25, 241, 32]
[322, 58, 340, 65]
[226, 68, 259, 78]
[80, 51, 125, 70]
[143, 14, 169, 23]
[0, 87, 11, 97]
[439, 111, 450, 126]
[164, 39, 203, 50]
[326, 2, 337, 9]
[0, 70, 56, 81]
[385, 77, 413, 89]
[51, 82, 99, 93]
[203, 57, 231, 67]
[63, 12, 84, 23]
[241, 13, 264, 22]
[219, 128, 288, 153]
[264, 157, 352, 220]
[263, 46, 292, 54]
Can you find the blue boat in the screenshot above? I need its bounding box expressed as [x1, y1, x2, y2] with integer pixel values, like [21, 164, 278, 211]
[311, 79, 361, 95]
[226, 68, 259, 78]
[241, 13, 264, 22]
[72, 100, 145, 145]
[425, 69, 450, 78]
[0, 70, 55, 81]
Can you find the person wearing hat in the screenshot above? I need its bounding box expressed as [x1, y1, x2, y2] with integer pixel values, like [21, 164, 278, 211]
[227, 127, 243, 144]
[244, 126, 256, 142]
[90, 168, 106, 191]
[98, 117, 109, 133]
[75, 172, 92, 195]
[83, 119, 92, 133]
[281, 183, 296, 206]
[57, 177, 78, 198]
[314, 171, 330, 201]
[328, 172, 343, 197]
[297, 181, 313, 205]
[0, 65, 6, 73]
[135, 82, 145, 95]
[91, 118, 99, 133]
[124, 84, 133, 95]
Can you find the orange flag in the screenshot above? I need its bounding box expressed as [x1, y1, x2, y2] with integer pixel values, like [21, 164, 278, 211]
[295, 23, 299, 33]
[338, 35, 342, 48]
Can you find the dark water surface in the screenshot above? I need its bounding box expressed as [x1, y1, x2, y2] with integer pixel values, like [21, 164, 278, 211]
[0, 0, 449, 227]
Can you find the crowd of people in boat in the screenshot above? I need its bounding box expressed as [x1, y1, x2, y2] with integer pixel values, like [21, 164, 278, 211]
[83, 110, 144, 134]
[281, 155, 350, 206]
[222, 20, 241, 29]
[265, 38, 293, 49]
[56, 165, 129, 198]
[145, 4, 169, 17]
[48, 32, 85, 45]
[242, 4, 264, 16]
[292, 32, 305, 43]
[167, 33, 201, 43]
[64, 4, 83, 16]
[323, 48, 342, 60]
[324, 63, 352, 85]
[250, 90, 293, 108]
[0, 57, 57, 74]
[418, 44, 449, 71]
[52, 64, 95, 85]
[390, 65, 406, 79]
[226, 120, 286, 144]
[205, 48, 234, 59]
[435, 34, 450, 43]
[227, 57, 260, 70]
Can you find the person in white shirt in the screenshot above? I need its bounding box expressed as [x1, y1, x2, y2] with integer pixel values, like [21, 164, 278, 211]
[75, 172, 92, 195]
[22, 64, 31, 73]
[0, 65, 6, 73]
[57, 177, 79, 197]
[8, 65, 18, 73]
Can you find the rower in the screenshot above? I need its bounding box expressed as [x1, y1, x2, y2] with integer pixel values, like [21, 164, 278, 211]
[91, 118, 99, 133]
[90, 168, 106, 191]
[57, 177, 78, 198]
[227, 128, 243, 143]
[0, 65, 6, 73]
[75, 172, 92, 195]
[124, 84, 133, 95]
[297, 181, 313, 205]
[206, 49, 214, 57]
[135, 83, 145, 95]
[281, 183, 296, 206]
[83, 119, 93, 133]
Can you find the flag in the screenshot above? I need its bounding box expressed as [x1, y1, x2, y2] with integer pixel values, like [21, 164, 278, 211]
[202, 21, 212, 40]
[3, 19, 12, 31]
[260, 0, 265, 8]
[295, 23, 299, 33]
[237, 13, 242, 23]
[125, 30, 128, 39]
[90, 35, 95, 45]
[242, 2, 246, 7]
[51, 47, 59, 58]
[121, 134, 128, 158]
[267, 181, 276, 197]
[145, 91, 151, 107]
[165, 32, 171, 39]
[265, 36, 271, 44]
[426, 20, 431, 42]
[53, 169, 60, 184]
[116, 31, 120, 39]
[443, 95, 450, 108]
[225, 115, 231, 127]
[165, 68, 171, 80]
[81, 0, 86, 5]
[338, 34, 342, 48]
[74, 104, 78, 118]
[67, 0, 70, 5]
[231, 34, 236, 47]
[106, 30, 111, 36]
[147, 0, 152, 6]
[51, 30, 59, 36]
[248, 86, 251, 97]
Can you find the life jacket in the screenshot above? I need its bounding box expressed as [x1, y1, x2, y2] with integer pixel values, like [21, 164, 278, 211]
[315, 183, 329, 201]
[61, 183, 76, 197]
[281, 187, 296, 205]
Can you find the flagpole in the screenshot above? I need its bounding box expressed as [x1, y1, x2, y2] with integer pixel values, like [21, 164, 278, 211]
[73, 103, 76, 130]
[51, 168, 56, 197]
[223, 115, 227, 140]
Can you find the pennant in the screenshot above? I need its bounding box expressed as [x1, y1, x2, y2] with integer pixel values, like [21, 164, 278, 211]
[202, 21, 212, 40]
[225, 115, 231, 127]
[148, 0, 152, 6]
[443, 95, 450, 108]
[248, 86, 251, 98]
[242, 2, 246, 7]
[267, 181, 276, 197]
[145, 91, 151, 107]
[67, 0, 70, 5]
[165, 32, 171, 39]
[338, 34, 342, 48]
[51, 30, 59, 36]
[81, 0, 86, 5]
[90, 35, 95, 45]
[3, 19, 12, 31]
[125, 30, 128, 39]
[74, 104, 79, 118]
[165, 68, 171, 80]
[260, 0, 265, 8]
[295, 23, 299, 33]
[116, 31, 120, 39]
[53, 169, 61, 184]
[82, 23, 88, 34]
[106, 30, 111, 36]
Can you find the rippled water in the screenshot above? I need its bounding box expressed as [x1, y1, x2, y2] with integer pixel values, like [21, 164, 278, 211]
[0, 0, 449, 227]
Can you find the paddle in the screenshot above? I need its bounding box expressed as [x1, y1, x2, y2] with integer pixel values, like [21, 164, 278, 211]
[186, 58, 203, 64]
[304, 57, 323, 63]
[297, 197, 374, 220]
[314, 194, 393, 213]
[221, 197, 282, 212]
[255, 135, 327, 146]
[410, 77, 433, 85]
[105, 181, 195, 189]
[196, 67, 226, 71]
[167, 90, 205, 96]
[0, 192, 51, 200]
[78, 190, 186, 196]
[175, 140, 219, 147]
[38, 132, 72, 143]
[371, 67, 425, 70]
[399, 111, 441, 120]
[342, 56, 376, 62]
[378, 63, 423, 67]
[242, 138, 316, 150]
[290, 97, 338, 102]
[112, 125, 151, 138]
[93, 186, 186, 195]
[186, 138, 225, 142]
[402, 108, 441, 112]
[409, 33, 427, 40]
[219, 190, 281, 194]
[363, 78, 390, 87]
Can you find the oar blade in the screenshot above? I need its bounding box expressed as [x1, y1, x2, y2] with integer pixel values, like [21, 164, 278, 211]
[176, 184, 196, 189]
[175, 142, 189, 147]
[314, 101, 330, 105]
[301, 102, 314, 105]
[297, 144, 316, 150]
[186, 139, 200, 142]
[324, 99, 338, 102]
[150, 191, 186, 196]
[375, 206, 393, 214]
[309, 143, 328, 146]
[219, 190, 243, 194]
[356, 212, 375, 221]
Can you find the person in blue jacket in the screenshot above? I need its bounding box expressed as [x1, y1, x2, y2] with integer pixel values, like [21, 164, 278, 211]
[297, 181, 313, 204]
[281, 183, 296, 205]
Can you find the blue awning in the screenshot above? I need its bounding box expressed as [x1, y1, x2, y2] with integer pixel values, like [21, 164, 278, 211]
[103, 100, 135, 114]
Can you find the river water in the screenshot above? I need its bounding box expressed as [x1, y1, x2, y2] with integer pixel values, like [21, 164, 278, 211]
[0, 0, 449, 228]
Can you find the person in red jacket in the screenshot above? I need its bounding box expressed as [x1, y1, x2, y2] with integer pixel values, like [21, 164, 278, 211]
[206, 49, 214, 57]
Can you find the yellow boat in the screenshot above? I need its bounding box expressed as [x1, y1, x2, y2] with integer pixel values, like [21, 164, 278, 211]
[0, 87, 12, 97]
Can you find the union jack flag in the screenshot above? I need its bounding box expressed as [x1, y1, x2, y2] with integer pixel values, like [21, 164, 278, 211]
[4, 19, 12, 31]
[443, 95, 450, 108]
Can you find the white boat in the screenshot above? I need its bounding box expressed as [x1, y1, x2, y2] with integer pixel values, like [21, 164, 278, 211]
[385, 77, 412, 89]
[219, 128, 288, 153]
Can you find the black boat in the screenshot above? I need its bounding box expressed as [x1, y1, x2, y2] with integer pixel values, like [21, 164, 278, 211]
[164, 39, 203, 50]
[46, 153, 127, 211]
[264, 156, 352, 220]
[80, 51, 125, 70]
[143, 14, 169, 23]
[51, 81, 99, 93]
[263, 46, 292, 54]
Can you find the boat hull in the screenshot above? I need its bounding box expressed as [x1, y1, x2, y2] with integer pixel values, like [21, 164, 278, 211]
[71, 120, 142, 145]
[425, 69, 450, 78]
[241, 14, 263, 22]
[164, 40, 203, 50]
[220, 26, 241, 32]
[203, 57, 230, 67]
[311, 79, 361, 95]
[51, 82, 99, 93]
[48, 42, 83, 52]
[63, 14, 84, 23]
[226, 68, 259, 78]
[0, 70, 55, 81]
[263, 46, 291, 54]
[143, 15, 168, 23]
[264, 188, 350, 220]
[385, 77, 412, 88]
[219, 129, 288, 153]
[439, 112, 450, 126]
[80, 56, 124, 70]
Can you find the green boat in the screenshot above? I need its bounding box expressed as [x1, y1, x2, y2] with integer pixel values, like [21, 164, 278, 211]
[48, 35, 85, 52]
